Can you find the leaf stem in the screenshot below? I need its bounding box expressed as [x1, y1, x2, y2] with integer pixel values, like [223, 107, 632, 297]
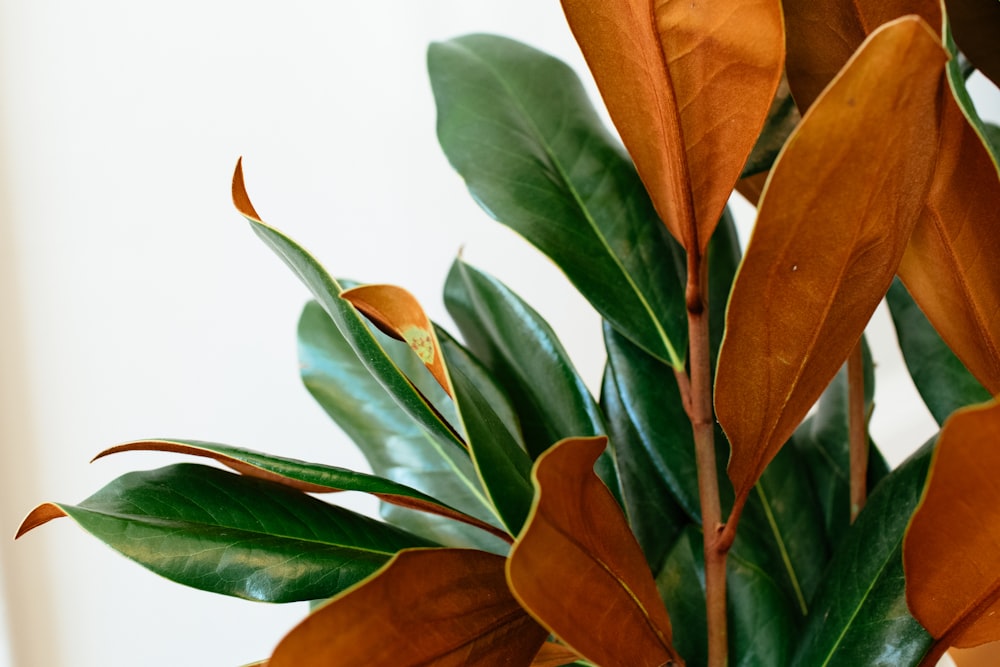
[848, 341, 867, 522]
[683, 248, 728, 667]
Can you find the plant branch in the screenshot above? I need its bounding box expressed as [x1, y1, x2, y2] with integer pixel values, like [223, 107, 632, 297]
[848, 340, 867, 522]
[683, 247, 728, 667]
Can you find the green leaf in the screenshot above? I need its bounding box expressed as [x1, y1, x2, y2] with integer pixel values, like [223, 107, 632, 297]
[298, 300, 506, 553]
[443, 258, 605, 458]
[603, 324, 700, 522]
[945, 24, 1000, 167]
[430, 34, 688, 368]
[437, 329, 535, 535]
[95, 439, 510, 544]
[707, 207, 742, 368]
[791, 336, 891, 546]
[19, 464, 434, 603]
[984, 122, 1000, 157]
[887, 278, 991, 425]
[740, 76, 802, 178]
[790, 441, 935, 666]
[600, 357, 688, 571]
[232, 162, 464, 455]
[656, 526, 798, 667]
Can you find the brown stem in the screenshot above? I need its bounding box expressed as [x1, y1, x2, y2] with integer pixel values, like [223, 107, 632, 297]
[683, 248, 728, 667]
[848, 341, 868, 523]
[918, 640, 949, 667]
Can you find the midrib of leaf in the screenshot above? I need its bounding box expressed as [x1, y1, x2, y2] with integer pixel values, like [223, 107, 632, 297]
[815, 539, 899, 667]
[63, 504, 408, 556]
[753, 483, 808, 614]
[453, 43, 683, 369]
[409, 608, 531, 667]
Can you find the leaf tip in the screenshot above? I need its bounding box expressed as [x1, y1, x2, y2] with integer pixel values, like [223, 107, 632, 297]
[232, 157, 262, 221]
[15, 503, 67, 539]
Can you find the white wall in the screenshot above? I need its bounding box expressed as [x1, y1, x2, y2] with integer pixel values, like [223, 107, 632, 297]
[0, 2, 996, 666]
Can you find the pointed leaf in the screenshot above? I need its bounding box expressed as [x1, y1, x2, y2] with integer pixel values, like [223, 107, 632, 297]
[560, 0, 784, 252]
[905, 401, 1000, 649]
[437, 330, 536, 535]
[783, 0, 942, 109]
[716, 18, 948, 501]
[232, 160, 464, 452]
[443, 258, 605, 459]
[886, 279, 991, 425]
[790, 442, 935, 666]
[297, 300, 504, 552]
[268, 549, 549, 667]
[898, 72, 1000, 396]
[94, 439, 510, 543]
[429, 33, 687, 368]
[945, 0, 1000, 88]
[342, 284, 452, 397]
[16, 464, 434, 602]
[507, 436, 682, 667]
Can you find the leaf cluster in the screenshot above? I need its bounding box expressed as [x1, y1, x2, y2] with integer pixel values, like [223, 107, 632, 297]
[16, 1, 1000, 665]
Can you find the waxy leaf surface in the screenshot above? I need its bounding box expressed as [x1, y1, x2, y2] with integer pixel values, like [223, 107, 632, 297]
[342, 284, 452, 397]
[268, 549, 549, 667]
[790, 443, 934, 666]
[444, 258, 605, 459]
[716, 18, 947, 501]
[232, 161, 464, 453]
[560, 0, 784, 253]
[886, 279, 991, 425]
[94, 439, 509, 543]
[297, 301, 504, 552]
[507, 437, 682, 667]
[905, 401, 1000, 649]
[16, 464, 434, 602]
[430, 34, 687, 367]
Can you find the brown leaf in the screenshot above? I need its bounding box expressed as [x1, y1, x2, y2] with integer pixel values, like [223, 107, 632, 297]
[898, 91, 1000, 395]
[268, 548, 548, 667]
[716, 17, 948, 502]
[560, 0, 783, 253]
[530, 641, 583, 667]
[945, 0, 1000, 89]
[904, 400, 1000, 649]
[783, 0, 941, 109]
[15, 503, 68, 538]
[341, 284, 452, 397]
[507, 436, 683, 667]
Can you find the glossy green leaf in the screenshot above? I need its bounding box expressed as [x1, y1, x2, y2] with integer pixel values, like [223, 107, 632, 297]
[790, 442, 935, 666]
[268, 548, 549, 667]
[707, 208, 742, 369]
[886, 279, 990, 425]
[232, 161, 464, 454]
[298, 300, 505, 552]
[791, 337, 891, 546]
[437, 329, 535, 535]
[94, 439, 510, 544]
[740, 76, 802, 178]
[430, 34, 688, 368]
[656, 526, 798, 667]
[443, 258, 605, 459]
[984, 123, 1000, 157]
[599, 349, 688, 570]
[603, 324, 700, 522]
[17, 464, 434, 603]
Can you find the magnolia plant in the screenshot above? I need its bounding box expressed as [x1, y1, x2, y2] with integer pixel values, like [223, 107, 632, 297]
[16, 0, 1000, 665]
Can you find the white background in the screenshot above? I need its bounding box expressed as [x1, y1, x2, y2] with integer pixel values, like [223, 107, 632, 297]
[0, 2, 996, 666]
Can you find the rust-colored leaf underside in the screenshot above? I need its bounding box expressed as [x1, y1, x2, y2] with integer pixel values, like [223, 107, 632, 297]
[507, 436, 682, 667]
[716, 17, 947, 500]
[898, 91, 1000, 395]
[905, 401, 1000, 648]
[342, 284, 453, 398]
[560, 0, 783, 253]
[268, 549, 548, 667]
